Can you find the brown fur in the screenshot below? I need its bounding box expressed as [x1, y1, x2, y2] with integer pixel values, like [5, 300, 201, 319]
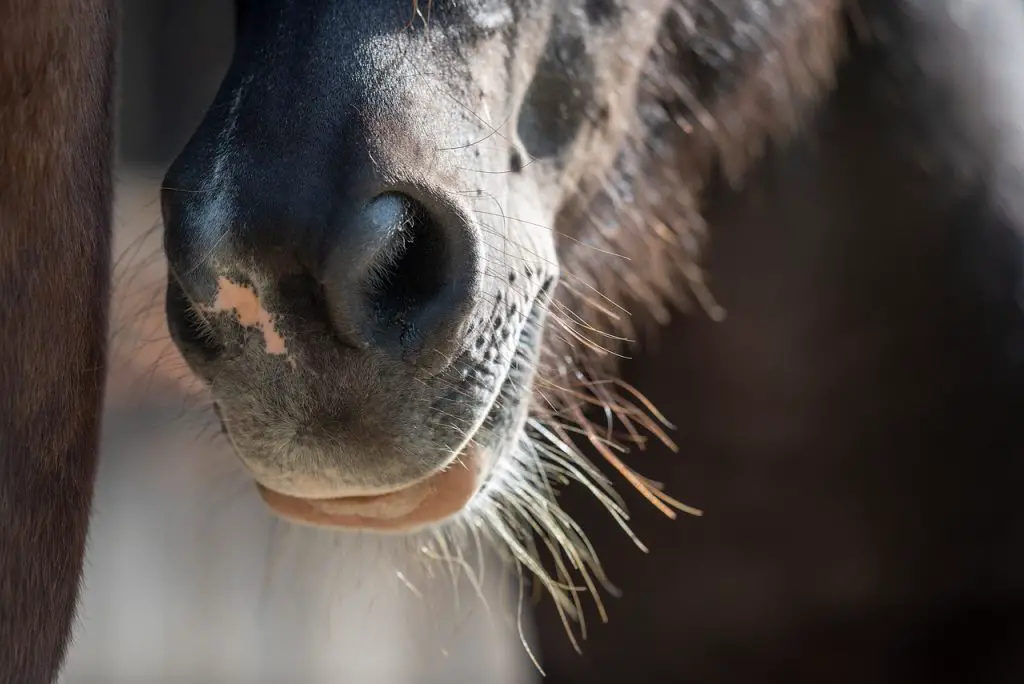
[553, 0, 845, 360]
[535, 0, 846, 522]
[533, 0, 1024, 679]
[0, 1, 117, 680]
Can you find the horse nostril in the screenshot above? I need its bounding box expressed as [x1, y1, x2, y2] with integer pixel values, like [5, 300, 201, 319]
[323, 192, 479, 363]
[366, 195, 450, 333]
[165, 276, 224, 366]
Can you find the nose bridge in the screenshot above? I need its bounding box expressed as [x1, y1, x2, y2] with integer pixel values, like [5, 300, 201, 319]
[164, 40, 417, 272]
[226, 10, 417, 160]
[167, 1, 458, 204]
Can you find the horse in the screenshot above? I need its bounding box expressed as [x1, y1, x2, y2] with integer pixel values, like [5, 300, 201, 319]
[3, 1, 1023, 681]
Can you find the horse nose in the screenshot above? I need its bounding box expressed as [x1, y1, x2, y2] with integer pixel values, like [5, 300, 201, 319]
[319, 190, 481, 361]
[162, 173, 482, 369]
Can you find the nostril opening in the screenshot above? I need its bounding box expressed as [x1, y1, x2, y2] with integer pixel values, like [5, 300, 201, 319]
[322, 190, 478, 361]
[363, 194, 452, 346]
[166, 278, 224, 365]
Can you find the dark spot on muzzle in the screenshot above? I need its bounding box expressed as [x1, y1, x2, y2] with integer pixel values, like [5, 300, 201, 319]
[516, 14, 596, 163]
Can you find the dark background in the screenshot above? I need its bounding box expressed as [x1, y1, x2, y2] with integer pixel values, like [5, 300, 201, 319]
[119, 0, 233, 166]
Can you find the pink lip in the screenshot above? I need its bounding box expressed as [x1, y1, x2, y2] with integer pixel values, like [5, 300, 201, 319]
[255, 445, 486, 533]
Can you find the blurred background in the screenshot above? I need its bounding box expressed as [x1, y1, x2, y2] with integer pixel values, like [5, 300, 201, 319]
[60, 3, 532, 681]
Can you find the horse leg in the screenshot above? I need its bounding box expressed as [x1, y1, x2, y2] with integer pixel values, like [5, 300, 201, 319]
[0, 1, 118, 681]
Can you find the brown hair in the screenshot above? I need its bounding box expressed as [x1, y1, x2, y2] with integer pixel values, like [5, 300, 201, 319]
[0, 1, 118, 679]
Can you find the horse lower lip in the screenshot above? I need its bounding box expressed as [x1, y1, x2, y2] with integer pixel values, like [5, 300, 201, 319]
[255, 444, 487, 532]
